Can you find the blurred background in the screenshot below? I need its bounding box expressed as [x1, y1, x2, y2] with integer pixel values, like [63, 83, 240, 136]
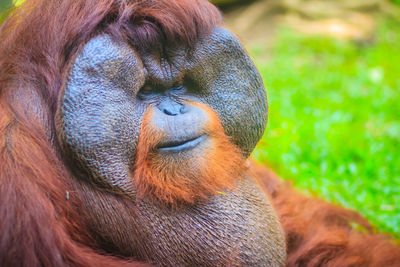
[1, 0, 399, 237]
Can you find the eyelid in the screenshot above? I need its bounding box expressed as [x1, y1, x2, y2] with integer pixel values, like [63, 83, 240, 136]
[172, 85, 184, 90]
[137, 85, 157, 100]
[138, 82, 184, 96]
[138, 85, 156, 97]
[141, 85, 153, 92]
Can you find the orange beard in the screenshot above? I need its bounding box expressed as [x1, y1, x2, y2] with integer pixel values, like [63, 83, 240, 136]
[133, 102, 245, 206]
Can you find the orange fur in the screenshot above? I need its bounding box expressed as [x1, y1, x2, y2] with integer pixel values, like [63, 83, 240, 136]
[0, 0, 221, 265]
[133, 102, 245, 205]
[2, 0, 399, 265]
[251, 162, 400, 267]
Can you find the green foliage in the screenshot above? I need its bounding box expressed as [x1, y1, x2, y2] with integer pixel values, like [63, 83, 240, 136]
[0, 0, 13, 22]
[251, 19, 400, 237]
[13, 0, 24, 7]
[391, 0, 400, 6]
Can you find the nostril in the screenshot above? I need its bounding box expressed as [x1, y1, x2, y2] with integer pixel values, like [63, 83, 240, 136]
[179, 105, 188, 114]
[163, 108, 177, 116]
[157, 98, 187, 116]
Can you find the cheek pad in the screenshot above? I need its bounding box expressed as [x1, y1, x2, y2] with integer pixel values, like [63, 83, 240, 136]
[59, 27, 267, 192]
[59, 35, 145, 193]
[186, 27, 268, 156]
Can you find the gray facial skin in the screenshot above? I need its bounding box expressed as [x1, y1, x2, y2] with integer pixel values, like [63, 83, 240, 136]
[58, 27, 285, 266]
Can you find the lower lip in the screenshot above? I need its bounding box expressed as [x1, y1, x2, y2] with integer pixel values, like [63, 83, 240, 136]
[157, 135, 207, 152]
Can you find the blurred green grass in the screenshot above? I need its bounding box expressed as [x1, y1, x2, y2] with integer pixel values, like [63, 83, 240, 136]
[251, 18, 400, 237]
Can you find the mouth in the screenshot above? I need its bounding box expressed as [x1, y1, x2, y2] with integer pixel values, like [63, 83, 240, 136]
[157, 135, 207, 152]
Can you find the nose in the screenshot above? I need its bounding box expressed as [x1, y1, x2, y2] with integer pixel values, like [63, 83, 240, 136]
[157, 98, 187, 116]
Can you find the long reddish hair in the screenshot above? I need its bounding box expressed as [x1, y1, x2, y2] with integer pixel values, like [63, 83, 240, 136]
[252, 163, 400, 266]
[0, 1, 221, 265]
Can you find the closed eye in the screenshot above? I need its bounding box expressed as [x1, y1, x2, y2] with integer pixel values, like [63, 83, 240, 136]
[138, 85, 158, 99]
[170, 85, 186, 94]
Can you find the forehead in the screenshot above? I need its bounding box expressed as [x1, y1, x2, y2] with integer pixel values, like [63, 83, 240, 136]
[68, 27, 247, 89]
